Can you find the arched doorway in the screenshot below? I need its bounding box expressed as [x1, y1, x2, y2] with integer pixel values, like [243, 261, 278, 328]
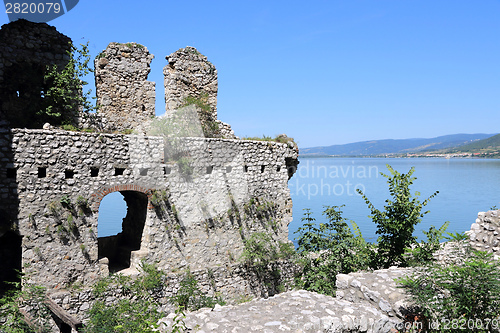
[97, 191, 148, 273]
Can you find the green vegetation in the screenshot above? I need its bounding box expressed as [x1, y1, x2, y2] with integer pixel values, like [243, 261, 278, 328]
[240, 232, 295, 267]
[398, 248, 500, 332]
[170, 270, 225, 311]
[179, 94, 220, 138]
[42, 42, 97, 127]
[292, 165, 447, 293]
[294, 206, 370, 295]
[0, 283, 51, 333]
[357, 165, 440, 268]
[242, 134, 296, 146]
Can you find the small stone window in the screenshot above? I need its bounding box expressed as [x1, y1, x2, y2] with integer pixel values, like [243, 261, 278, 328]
[6, 168, 16, 179]
[115, 168, 125, 176]
[65, 170, 74, 179]
[244, 165, 248, 173]
[206, 166, 214, 174]
[37, 167, 46, 178]
[226, 166, 232, 173]
[261, 165, 265, 173]
[91, 167, 99, 177]
[164, 166, 171, 175]
[276, 165, 281, 172]
[140, 168, 148, 176]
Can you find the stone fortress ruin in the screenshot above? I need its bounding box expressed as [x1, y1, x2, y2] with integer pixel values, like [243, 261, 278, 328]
[2, 19, 500, 333]
[0, 19, 299, 325]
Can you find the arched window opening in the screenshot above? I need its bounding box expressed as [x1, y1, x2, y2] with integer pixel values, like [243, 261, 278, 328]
[97, 191, 148, 273]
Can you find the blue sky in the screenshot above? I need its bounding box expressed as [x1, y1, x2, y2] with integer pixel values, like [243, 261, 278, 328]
[2, 0, 499, 148]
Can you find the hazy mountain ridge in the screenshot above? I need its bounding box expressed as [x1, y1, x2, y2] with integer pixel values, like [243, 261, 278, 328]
[301, 134, 497, 156]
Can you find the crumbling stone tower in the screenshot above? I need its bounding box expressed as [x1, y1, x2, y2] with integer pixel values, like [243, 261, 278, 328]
[164, 46, 218, 118]
[94, 42, 156, 133]
[0, 19, 71, 128]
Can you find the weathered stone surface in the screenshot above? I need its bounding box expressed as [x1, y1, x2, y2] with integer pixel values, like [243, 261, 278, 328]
[164, 46, 218, 118]
[468, 210, 500, 259]
[157, 290, 402, 332]
[0, 19, 71, 128]
[94, 42, 156, 133]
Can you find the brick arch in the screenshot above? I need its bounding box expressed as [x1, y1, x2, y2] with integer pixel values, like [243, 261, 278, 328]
[90, 184, 153, 212]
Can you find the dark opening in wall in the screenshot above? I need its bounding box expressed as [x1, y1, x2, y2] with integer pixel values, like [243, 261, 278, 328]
[38, 167, 46, 178]
[164, 166, 171, 175]
[98, 191, 148, 273]
[140, 168, 148, 176]
[0, 230, 22, 298]
[6, 168, 16, 179]
[276, 165, 281, 172]
[261, 165, 265, 173]
[65, 170, 74, 179]
[91, 167, 99, 177]
[244, 165, 248, 173]
[115, 168, 125, 176]
[226, 166, 232, 173]
[206, 166, 214, 174]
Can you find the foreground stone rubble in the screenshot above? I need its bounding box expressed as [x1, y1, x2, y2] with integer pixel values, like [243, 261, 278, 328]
[158, 268, 412, 333]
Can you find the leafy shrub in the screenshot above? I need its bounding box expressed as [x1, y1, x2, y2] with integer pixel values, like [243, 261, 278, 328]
[240, 232, 294, 266]
[84, 262, 166, 333]
[357, 165, 439, 268]
[0, 283, 51, 333]
[398, 248, 500, 332]
[403, 222, 449, 267]
[170, 270, 225, 311]
[294, 206, 371, 295]
[43, 42, 97, 127]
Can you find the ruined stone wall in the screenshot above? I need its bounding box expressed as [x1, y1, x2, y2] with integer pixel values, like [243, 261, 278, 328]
[94, 42, 156, 133]
[7, 128, 298, 290]
[0, 19, 71, 128]
[468, 209, 500, 259]
[50, 260, 300, 322]
[164, 46, 218, 117]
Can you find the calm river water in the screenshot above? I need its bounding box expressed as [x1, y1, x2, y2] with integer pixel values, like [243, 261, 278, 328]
[289, 157, 500, 243]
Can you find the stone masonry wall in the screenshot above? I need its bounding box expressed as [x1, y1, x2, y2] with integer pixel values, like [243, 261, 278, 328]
[94, 42, 156, 133]
[0, 19, 71, 128]
[468, 209, 500, 259]
[164, 46, 218, 118]
[7, 128, 298, 290]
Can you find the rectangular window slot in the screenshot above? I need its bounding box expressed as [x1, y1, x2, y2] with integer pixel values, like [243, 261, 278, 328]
[244, 165, 248, 173]
[206, 166, 214, 174]
[276, 165, 281, 172]
[261, 165, 265, 173]
[91, 167, 99, 177]
[115, 168, 125, 176]
[140, 168, 149, 176]
[226, 166, 232, 173]
[164, 166, 171, 175]
[65, 170, 74, 179]
[6, 168, 16, 179]
[38, 167, 46, 178]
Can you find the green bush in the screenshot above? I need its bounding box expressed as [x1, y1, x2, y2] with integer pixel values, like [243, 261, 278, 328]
[398, 248, 500, 332]
[403, 222, 449, 267]
[170, 270, 225, 311]
[84, 262, 166, 333]
[42, 42, 97, 127]
[293, 206, 371, 296]
[0, 283, 51, 333]
[357, 165, 439, 268]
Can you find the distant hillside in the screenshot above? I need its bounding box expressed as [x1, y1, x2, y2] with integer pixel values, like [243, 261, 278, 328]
[445, 133, 500, 153]
[301, 134, 496, 156]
